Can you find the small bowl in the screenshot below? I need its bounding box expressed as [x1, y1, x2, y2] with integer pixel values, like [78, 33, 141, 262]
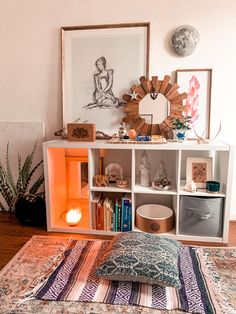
[206, 181, 220, 193]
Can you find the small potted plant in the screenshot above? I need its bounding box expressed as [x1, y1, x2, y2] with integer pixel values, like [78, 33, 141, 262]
[0, 142, 45, 225]
[172, 116, 192, 141]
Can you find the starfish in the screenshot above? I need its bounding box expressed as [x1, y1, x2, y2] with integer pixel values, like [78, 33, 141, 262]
[129, 90, 139, 100]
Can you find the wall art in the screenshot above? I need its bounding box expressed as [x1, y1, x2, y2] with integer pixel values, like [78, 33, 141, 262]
[62, 23, 150, 135]
[176, 69, 212, 139]
[186, 157, 213, 188]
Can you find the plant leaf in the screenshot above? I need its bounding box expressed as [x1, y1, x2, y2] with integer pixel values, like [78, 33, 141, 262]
[6, 143, 17, 195]
[20, 141, 37, 191]
[16, 154, 23, 193]
[21, 159, 43, 195]
[29, 174, 44, 195]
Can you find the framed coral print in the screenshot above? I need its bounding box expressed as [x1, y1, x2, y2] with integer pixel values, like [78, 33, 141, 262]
[62, 23, 150, 136]
[186, 157, 213, 188]
[176, 69, 212, 139]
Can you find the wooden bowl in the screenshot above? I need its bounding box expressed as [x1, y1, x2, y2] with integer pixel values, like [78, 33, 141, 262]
[136, 204, 174, 233]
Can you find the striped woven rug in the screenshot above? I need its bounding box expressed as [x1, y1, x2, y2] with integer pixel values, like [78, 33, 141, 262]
[35, 239, 226, 314]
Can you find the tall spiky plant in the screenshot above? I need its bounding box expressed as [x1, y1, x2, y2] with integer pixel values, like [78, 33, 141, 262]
[0, 142, 44, 212]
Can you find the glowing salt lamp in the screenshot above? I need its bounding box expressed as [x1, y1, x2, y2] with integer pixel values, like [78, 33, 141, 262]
[66, 208, 82, 226]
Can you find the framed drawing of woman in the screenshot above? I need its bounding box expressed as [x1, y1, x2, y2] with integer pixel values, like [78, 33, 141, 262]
[62, 23, 150, 136]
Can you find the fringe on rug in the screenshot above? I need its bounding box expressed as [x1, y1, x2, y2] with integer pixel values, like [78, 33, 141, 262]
[195, 247, 234, 314]
[17, 237, 73, 304]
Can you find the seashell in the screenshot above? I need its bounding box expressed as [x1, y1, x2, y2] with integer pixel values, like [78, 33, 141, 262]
[183, 180, 197, 192]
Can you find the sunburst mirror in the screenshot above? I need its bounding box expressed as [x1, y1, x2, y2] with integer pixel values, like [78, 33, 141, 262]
[122, 75, 187, 139]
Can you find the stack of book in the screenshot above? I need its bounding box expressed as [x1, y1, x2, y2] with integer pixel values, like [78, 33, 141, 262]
[91, 194, 132, 232]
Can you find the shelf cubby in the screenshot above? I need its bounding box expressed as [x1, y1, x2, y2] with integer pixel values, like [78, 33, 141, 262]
[43, 140, 233, 243]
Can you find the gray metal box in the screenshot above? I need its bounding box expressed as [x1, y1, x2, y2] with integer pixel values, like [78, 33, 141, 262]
[179, 196, 223, 237]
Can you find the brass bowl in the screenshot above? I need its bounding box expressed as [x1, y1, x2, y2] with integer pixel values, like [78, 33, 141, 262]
[136, 204, 174, 233]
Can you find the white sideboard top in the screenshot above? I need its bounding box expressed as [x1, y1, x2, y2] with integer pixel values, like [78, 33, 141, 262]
[44, 139, 230, 151]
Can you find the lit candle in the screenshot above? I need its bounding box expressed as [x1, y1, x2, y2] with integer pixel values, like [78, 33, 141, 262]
[66, 208, 82, 226]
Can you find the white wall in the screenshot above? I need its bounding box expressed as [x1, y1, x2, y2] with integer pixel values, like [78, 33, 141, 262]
[0, 0, 236, 217]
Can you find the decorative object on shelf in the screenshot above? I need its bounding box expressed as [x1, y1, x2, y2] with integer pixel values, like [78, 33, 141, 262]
[123, 135, 130, 140]
[152, 161, 171, 191]
[137, 135, 151, 141]
[118, 122, 127, 139]
[206, 181, 220, 193]
[194, 123, 221, 144]
[172, 116, 192, 130]
[107, 137, 167, 144]
[176, 69, 212, 140]
[127, 128, 137, 140]
[105, 163, 123, 183]
[172, 116, 192, 141]
[186, 157, 213, 188]
[54, 128, 68, 139]
[122, 75, 187, 139]
[172, 129, 189, 141]
[139, 150, 151, 187]
[62, 23, 149, 136]
[183, 180, 197, 193]
[93, 175, 109, 187]
[66, 208, 82, 226]
[136, 204, 174, 233]
[115, 176, 129, 188]
[96, 131, 112, 140]
[67, 123, 96, 142]
[171, 25, 200, 57]
[65, 200, 83, 226]
[0, 142, 44, 214]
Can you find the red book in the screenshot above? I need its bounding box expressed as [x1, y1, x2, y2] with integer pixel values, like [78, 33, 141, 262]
[96, 200, 104, 230]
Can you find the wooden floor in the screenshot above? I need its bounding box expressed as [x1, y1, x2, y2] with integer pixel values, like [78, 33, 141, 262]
[0, 212, 236, 271]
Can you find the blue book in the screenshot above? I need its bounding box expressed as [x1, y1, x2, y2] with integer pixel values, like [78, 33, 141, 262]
[121, 197, 130, 232]
[113, 198, 119, 232]
[127, 200, 132, 231]
[117, 204, 121, 232]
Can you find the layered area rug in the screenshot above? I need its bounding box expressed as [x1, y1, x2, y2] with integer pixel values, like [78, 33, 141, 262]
[0, 235, 235, 314]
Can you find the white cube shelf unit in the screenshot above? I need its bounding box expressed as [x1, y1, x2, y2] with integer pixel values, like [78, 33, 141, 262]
[43, 140, 234, 243]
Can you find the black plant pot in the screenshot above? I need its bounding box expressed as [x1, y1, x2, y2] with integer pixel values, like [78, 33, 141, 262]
[15, 196, 46, 226]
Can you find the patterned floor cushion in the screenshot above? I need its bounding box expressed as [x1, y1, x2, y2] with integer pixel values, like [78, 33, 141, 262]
[95, 231, 182, 288]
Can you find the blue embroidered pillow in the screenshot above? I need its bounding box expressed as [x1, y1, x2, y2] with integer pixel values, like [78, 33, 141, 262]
[95, 231, 182, 288]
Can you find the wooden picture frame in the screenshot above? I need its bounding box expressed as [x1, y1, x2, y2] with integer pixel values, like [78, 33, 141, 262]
[176, 69, 212, 139]
[186, 157, 213, 188]
[62, 23, 150, 136]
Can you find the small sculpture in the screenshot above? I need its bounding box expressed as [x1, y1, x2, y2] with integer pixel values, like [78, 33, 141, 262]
[183, 180, 197, 193]
[152, 161, 171, 190]
[139, 151, 151, 187]
[116, 177, 129, 188]
[118, 122, 127, 139]
[93, 175, 109, 187]
[105, 163, 123, 183]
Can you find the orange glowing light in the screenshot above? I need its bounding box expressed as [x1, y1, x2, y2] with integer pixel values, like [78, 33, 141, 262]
[66, 208, 82, 226]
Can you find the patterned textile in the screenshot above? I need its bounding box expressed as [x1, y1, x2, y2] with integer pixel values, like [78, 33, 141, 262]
[34, 238, 229, 314]
[0, 236, 234, 314]
[95, 232, 182, 287]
